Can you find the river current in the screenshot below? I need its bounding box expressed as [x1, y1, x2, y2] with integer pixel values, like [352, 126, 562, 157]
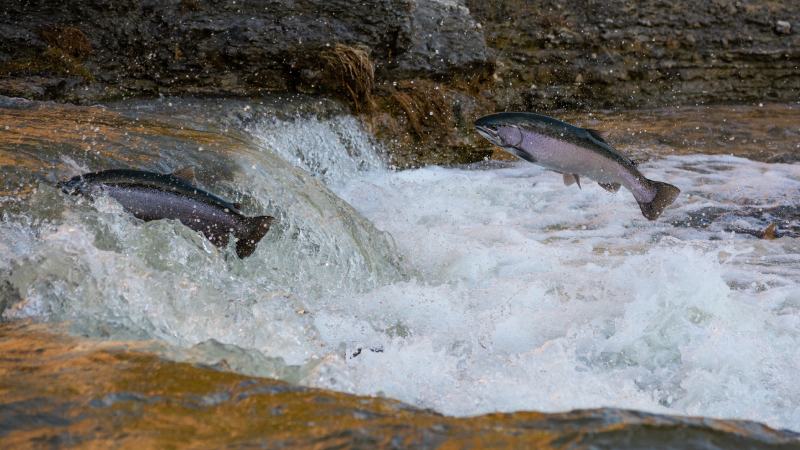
[1, 98, 798, 436]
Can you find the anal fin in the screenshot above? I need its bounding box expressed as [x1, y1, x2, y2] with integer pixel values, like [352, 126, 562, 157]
[563, 173, 581, 189]
[762, 223, 777, 240]
[598, 182, 621, 193]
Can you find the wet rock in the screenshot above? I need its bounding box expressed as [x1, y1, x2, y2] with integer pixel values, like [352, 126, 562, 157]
[467, 0, 800, 110]
[671, 205, 800, 239]
[0, 276, 20, 320]
[4, 322, 800, 449]
[0, 0, 491, 102]
[393, 0, 491, 78]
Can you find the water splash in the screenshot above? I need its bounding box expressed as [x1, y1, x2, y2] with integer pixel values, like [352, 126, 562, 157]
[0, 106, 405, 368]
[2, 102, 799, 433]
[310, 155, 800, 431]
[248, 114, 385, 187]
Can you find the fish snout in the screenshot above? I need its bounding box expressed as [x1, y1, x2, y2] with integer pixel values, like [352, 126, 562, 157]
[474, 123, 502, 146]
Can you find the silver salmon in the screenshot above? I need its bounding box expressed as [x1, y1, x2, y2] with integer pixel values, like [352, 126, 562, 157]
[58, 169, 274, 258]
[475, 112, 680, 220]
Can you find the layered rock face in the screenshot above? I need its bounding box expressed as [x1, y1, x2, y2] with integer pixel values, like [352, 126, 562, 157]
[0, 0, 491, 101]
[1, 1, 798, 166]
[467, 0, 799, 109]
[2, 0, 797, 108]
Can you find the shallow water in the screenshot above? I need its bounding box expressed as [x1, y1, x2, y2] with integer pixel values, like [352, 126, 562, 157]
[1, 99, 799, 441]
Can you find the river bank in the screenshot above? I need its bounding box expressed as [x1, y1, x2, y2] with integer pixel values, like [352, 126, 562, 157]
[2, 1, 798, 167]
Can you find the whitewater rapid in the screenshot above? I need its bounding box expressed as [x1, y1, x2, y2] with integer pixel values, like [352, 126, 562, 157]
[322, 155, 800, 430]
[2, 109, 799, 432]
[271, 115, 800, 430]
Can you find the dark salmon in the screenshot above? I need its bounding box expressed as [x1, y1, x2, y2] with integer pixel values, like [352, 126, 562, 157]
[59, 169, 274, 258]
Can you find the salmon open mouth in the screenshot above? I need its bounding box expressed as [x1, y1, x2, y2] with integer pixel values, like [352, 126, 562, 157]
[474, 125, 500, 146]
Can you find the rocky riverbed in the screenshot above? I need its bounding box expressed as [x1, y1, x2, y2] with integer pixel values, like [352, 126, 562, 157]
[2, 95, 800, 448]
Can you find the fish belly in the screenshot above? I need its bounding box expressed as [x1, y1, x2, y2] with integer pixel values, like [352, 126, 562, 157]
[105, 186, 242, 247]
[522, 135, 620, 183]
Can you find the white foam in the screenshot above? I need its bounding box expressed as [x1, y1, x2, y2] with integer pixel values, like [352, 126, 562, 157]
[311, 155, 800, 430]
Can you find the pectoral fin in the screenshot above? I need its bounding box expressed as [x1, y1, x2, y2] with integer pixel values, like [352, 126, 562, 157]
[508, 147, 537, 163]
[563, 173, 581, 189]
[598, 182, 621, 193]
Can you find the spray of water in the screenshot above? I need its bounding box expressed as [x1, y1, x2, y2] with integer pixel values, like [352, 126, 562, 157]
[2, 111, 799, 431]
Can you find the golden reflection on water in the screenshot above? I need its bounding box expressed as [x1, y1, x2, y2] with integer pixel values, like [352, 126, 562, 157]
[1, 322, 796, 449]
[0, 101, 247, 199]
[0, 322, 550, 448]
[2, 100, 800, 448]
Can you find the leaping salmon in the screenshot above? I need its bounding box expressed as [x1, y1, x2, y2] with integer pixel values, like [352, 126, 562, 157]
[475, 112, 680, 220]
[58, 169, 274, 258]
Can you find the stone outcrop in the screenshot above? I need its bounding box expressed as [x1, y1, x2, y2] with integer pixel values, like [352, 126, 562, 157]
[466, 0, 800, 110]
[2, 0, 798, 109]
[2, 0, 799, 167]
[0, 0, 492, 102]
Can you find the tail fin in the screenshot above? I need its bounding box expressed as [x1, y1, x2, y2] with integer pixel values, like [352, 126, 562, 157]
[638, 181, 680, 220]
[235, 215, 275, 258]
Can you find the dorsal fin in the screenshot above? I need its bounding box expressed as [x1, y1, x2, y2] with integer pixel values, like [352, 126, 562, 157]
[171, 166, 197, 183]
[585, 128, 608, 144]
[762, 223, 777, 240]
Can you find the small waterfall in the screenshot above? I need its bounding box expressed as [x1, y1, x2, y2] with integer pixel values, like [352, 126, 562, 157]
[248, 114, 385, 187]
[3, 99, 800, 433]
[0, 98, 405, 367]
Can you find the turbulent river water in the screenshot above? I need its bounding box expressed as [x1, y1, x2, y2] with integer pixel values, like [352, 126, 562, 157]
[1, 97, 799, 446]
